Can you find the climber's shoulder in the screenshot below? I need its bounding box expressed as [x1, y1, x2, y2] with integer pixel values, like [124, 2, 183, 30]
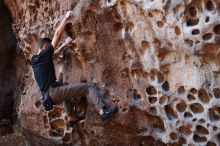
[31, 45, 54, 65]
[35, 45, 54, 58]
[41, 44, 54, 56]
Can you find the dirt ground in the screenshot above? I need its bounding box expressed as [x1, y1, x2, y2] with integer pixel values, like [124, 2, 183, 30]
[0, 126, 27, 146]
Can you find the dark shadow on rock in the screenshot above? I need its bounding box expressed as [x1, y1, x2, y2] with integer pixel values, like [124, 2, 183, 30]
[0, 0, 17, 136]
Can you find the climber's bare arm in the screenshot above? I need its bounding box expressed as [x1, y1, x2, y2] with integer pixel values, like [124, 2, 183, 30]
[51, 11, 73, 49]
[54, 37, 72, 56]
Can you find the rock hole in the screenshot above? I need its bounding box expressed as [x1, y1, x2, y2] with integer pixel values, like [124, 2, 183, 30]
[148, 12, 153, 18]
[44, 7, 48, 12]
[169, 132, 178, 140]
[215, 36, 220, 44]
[189, 7, 197, 17]
[190, 88, 197, 94]
[198, 88, 210, 103]
[114, 22, 123, 32]
[175, 26, 181, 36]
[178, 125, 192, 135]
[125, 21, 134, 32]
[184, 112, 193, 118]
[207, 141, 217, 146]
[62, 133, 72, 143]
[207, 0, 215, 11]
[193, 134, 207, 142]
[90, 130, 95, 135]
[213, 126, 217, 131]
[195, 40, 201, 44]
[192, 29, 200, 35]
[48, 107, 64, 120]
[213, 88, 220, 98]
[157, 72, 164, 83]
[157, 21, 164, 28]
[149, 106, 157, 115]
[198, 119, 206, 123]
[205, 16, 210, 23]
[141, 41, 149, 49]
[207, 123, 210, 127]
[176, 100, 187, 112]
[35, 100, 41, 109]
[186, 18, 199, 26]
[138, 47, 145, 56]
[122, 107, 128, 113]
[150, 74, 155, 81]
[159, 95, 168, 104]
[146, 86, 157, 95]
[153, 37, 161, 47]
[177, 86, 185, 94]
[164, 105, 178, 120]
[148, 96, 157, 104]
[50, 119, 65, 130]
[190, 103, 204, 113]
[202, 33, 213, 40]
[179, 137, 187, 145]
[162, 81, 170, 91]
[49, 129, 63, 137]
[214, 24, 220, 34]
[65, 23, 74, 38]
[173, 4, 181, 14]
[209, 107, 220, 121]
[184, 39, 194, 47]
[43, 116, 49, 129]
[126, 89, 142, 106]
[83, 31, 93, 40]
[187, 94, 196, 101]
[192, 118, 197, 122]
[195, 125, 209, 135]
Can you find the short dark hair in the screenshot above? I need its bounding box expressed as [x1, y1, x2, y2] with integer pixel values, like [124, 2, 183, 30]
[37, 37, 52, 49]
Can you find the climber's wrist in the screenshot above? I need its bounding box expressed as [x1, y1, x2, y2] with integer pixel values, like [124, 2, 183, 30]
[65, 11, 73, 20]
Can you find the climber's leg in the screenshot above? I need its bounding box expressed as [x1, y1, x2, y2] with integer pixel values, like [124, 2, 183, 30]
[48, 82, 118, 120]
[48, 83, 89, 126]
[49, 83, 105, 110]
[87, 83, 105, 111]
[87, 83, 118, 120]
[48, 83, 89, 104]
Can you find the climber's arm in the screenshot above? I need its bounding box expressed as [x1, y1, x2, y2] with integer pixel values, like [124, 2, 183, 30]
[54, 37, 72, 56]
[51, 11, 73, 49]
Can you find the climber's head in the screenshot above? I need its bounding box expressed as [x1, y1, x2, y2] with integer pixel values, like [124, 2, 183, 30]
[37, 37, 52, 51]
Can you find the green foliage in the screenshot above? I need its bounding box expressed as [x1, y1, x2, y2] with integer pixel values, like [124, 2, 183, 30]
[0, 118, 12, 126]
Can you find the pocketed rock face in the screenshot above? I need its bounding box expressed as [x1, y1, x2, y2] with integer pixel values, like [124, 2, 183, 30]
[4, 0, 220, 145]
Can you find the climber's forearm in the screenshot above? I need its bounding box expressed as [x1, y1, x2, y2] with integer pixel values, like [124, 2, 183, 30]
[54, 37, 72, 56]
[54, 43, 67, 56]
[52, 11, 73, 49]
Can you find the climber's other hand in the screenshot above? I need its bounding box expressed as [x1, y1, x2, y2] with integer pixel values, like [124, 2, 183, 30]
[65, 11, 74, 19]
[64, 37, 73, 45]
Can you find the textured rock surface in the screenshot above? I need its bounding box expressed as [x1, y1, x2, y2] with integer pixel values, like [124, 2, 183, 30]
[4, 0, 220, 145]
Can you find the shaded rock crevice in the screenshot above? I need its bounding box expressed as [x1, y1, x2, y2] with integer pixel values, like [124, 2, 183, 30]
[0, 0, 19, 136]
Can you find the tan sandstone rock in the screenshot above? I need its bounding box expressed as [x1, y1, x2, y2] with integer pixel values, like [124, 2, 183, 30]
[4, 0, 220, 145]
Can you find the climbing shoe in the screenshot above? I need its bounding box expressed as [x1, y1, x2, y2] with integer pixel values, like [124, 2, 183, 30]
[101, 106, 118, 120]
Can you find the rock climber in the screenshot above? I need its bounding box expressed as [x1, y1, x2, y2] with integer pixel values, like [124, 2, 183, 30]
[31, 11, 118, 126]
